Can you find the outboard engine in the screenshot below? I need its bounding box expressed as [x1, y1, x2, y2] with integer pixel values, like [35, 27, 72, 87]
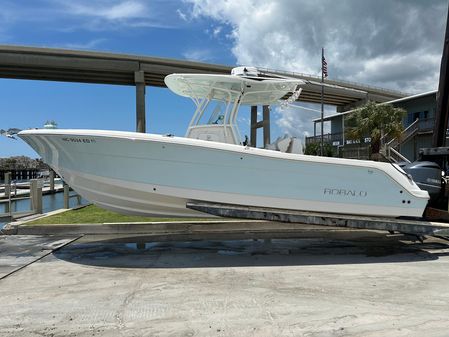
[400, 161, 444, 205]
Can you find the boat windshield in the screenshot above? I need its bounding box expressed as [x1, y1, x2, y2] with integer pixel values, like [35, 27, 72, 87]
[185, 86, 241, 145]
[201, 101, 226, 125]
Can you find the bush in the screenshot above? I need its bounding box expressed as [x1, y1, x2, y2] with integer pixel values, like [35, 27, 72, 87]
[304, 143, 334, 157]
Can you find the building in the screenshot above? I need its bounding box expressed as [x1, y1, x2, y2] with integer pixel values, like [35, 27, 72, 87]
[306, 90, 437, 161]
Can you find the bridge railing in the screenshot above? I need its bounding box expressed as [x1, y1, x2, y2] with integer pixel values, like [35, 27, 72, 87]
[256, 66, 410, 97]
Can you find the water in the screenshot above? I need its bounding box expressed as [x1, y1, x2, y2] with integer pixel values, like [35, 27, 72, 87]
[0, 192, 89, 228]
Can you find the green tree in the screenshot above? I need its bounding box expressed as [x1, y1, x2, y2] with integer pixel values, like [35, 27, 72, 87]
[345, 101, 406, 160]
[304, 142, 334, 157]
[0, 156, 43, 170]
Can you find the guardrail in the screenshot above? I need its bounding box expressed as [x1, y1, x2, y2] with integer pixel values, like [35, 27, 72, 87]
[385, 119, 420, 149]
[305, 132, 372, 146]
[256, 66, 410, 97]
[305, 132, 344, 145]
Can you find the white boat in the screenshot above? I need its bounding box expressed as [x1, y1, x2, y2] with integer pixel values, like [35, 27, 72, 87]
[18, 67, 429, 218]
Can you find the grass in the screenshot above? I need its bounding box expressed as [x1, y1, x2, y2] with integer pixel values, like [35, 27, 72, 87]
[25, 204, 208, 225]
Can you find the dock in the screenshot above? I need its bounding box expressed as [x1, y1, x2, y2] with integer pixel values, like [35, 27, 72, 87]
[0, 175, 81, 222]
[0, 182, 64, 200]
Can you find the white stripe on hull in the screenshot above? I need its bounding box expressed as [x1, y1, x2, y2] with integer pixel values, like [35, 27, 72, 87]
[61, 167, 424, 218]
[63, 168, 207, 217]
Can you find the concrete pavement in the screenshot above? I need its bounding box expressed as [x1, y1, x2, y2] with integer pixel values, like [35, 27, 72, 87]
[0, 235, 80, 279]
[0, 230, 449, 336]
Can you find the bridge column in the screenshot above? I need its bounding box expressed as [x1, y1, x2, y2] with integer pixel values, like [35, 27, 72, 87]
[135, 70, 146, 133]
[262, 105, 271, 147]
[250, 105, 271, 148]
[250, 106, 258, 147]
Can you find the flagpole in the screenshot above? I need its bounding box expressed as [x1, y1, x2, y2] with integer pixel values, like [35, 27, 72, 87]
[320, 47, 324, 156]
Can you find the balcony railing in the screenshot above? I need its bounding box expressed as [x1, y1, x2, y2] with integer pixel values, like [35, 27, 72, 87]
[306, 118, 436, 147]
[305, 132, 371, 146]
[305, 132, 343, 146]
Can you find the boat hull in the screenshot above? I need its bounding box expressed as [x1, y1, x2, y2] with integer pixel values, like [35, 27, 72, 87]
[19, 129, 430, 218]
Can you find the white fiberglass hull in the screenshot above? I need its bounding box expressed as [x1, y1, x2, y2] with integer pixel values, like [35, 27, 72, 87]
[19, 129, 429, 218]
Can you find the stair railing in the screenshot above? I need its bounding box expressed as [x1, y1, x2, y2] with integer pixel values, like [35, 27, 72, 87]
[386, 118, 420, 149]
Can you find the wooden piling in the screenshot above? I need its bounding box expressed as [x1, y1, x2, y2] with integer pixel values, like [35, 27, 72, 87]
[63, 184, 70, 209]
[49, 170, 55, 192]
[29, 179, 43, 214]
[4, 172, 11, 199]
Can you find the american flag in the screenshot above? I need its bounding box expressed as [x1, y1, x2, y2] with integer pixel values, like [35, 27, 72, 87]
[322, 55, 328, 78]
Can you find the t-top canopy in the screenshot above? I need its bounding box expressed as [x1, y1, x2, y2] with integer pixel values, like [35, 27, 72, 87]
[164, 73, 304, 105]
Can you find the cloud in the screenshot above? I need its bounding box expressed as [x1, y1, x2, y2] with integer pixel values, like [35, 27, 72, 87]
[185, 0, 447, 139]
[0, 0, 182, 36]
[182, 48, 214, 62]
[212, 26, 222, 37]
[274, 103, 332, 138]
[57, 38, 108, 50]
[186, 0, 446, 91]
[57, 0, 177, 30]
[65, 1, 147, 20]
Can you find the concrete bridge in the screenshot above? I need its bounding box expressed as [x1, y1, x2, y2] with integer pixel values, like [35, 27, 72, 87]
[0, 45, 407, 134]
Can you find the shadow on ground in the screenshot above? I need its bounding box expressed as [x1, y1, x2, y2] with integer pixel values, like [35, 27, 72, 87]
[52, 230, 449, 269]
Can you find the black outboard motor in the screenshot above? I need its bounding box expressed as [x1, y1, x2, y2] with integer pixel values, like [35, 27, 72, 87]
[400, 161, 444, 206]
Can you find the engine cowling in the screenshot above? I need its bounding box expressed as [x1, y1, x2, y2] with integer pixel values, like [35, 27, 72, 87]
[400, 161, 443, 203]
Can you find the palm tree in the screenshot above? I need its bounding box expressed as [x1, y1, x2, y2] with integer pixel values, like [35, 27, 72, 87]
[345, 101, 406, 160]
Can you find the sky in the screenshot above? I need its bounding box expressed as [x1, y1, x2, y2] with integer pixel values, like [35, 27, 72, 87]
[0, 0, 447, 158]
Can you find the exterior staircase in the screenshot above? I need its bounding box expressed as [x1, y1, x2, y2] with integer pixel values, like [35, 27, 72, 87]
[380, 119, 420, 163]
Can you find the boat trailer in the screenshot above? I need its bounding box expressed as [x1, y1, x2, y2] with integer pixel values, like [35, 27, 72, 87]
[187, 201, 449, 241]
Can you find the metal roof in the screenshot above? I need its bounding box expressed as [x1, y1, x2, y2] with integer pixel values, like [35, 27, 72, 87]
[312, 90, 437, 123]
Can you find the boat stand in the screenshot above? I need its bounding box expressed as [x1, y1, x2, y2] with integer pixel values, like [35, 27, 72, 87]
[186, 201, 449, 240]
